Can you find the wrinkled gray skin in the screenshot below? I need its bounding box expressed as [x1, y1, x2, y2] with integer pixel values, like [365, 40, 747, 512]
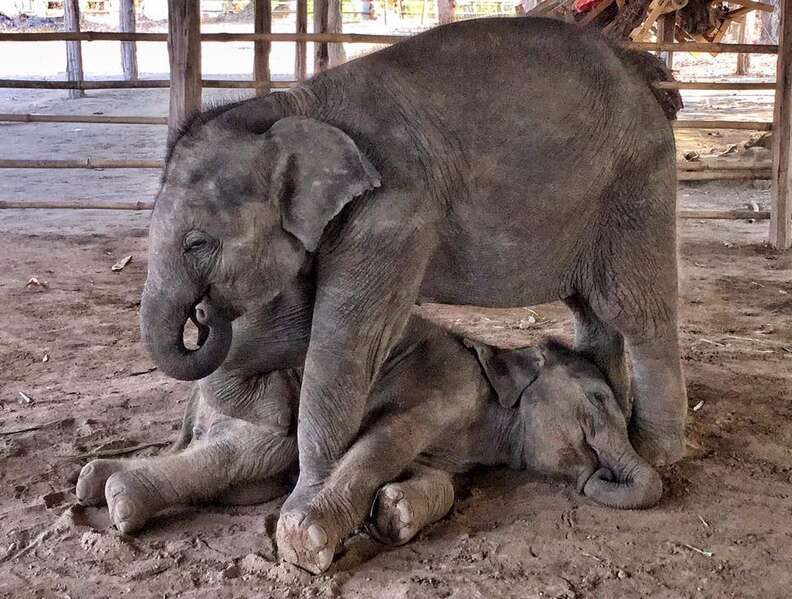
[78, 313, 661, 573]
[139, 17, 685, 571]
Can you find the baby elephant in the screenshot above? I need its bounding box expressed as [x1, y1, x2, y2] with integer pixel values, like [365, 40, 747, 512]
[76, 318, 661, 573]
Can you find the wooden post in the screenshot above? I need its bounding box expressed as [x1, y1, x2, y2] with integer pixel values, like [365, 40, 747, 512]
[254, 0, 272, 95]
[736, 11, 756, 75]
[314, 0, 345, 72]
[657, 11, 676, 69]
[295, 0, 308, 80]
[120, 0, 138, 80]
[437, 0, 455, 24]
[167, 0, 202, 144]
[63, 0, 85, 99]
[771, 0, 792, 248]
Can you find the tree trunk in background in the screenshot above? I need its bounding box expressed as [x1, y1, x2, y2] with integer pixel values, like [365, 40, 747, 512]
[603, 0, 653, 40]
[167, 0, 202, 144]
[736, 12, 755, 75]
[437, 0, 455, 24]
[254, 0, 272, 96]
[120, 0, 139, 81]
[64, 0, 85, 99]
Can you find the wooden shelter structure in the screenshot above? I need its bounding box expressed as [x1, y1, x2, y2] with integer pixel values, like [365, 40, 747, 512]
[0, 0, 791, 248]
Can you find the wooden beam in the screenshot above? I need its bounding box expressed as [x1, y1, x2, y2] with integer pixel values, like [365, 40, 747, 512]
[656, 11, 676, 69]
[0, 79, 297, 90]
[119, 0, 138, 81]
[0, 32, 408, 43]
[771, 0, 792, 248]
[167, 0, 202, 144]
[0, 113, 168, 124]
[679, 209, 770, 219]
[678, 169, 771, 180]
[0, 200, 154, 211]
[254, 0, 272, 96]
[625, 41, 778, 53]
[295, 0, 308, 81]
[63, 0, 85, 99]
[0, 159, 161, 169]
[728, 0, 774, 12]
[314, 0, 330, 73]
[673, 119, 772, 130]
[654, 81, 774, 89]
[736, 11, 756, 75]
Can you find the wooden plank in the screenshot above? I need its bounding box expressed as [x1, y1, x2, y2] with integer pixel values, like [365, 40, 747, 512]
[254, 0, 272, 97]
[656, 11, 676, 69]
[673, 119, 773, 130]
[314, 0, 330, 73]
[771, 0, 792, 248]
[119, 0, 138, 81]
[0, 159, 161, 168]
[63, 0, 85, 99]
[679, 209, 770, 219]
[0, 200, 154, 210]
[0, 79, 297, 90]
[626, 41, 778, 53]
[678, 169, 771, 180]
[654, 81, 774, 89]
[0, 32, 408, 43]
[295, 0, 308, 81]
[678, 159, 772, 170]
[167, 0, 202, 143]
[0, 113, 168, 124]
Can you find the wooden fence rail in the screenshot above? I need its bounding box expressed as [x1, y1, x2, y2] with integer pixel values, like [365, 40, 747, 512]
[0, 79, 296, 90]
[0, 159, 161, 169]
[0, 113, 168, 125]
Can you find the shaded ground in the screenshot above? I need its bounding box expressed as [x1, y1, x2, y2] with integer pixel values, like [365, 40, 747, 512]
[1, 51, 792, 599]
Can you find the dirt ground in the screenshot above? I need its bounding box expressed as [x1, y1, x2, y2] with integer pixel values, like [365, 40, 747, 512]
[2, 65, 792, 598]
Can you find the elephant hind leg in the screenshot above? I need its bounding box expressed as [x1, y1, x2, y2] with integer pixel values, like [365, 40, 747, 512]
[564, 293, 632, 419]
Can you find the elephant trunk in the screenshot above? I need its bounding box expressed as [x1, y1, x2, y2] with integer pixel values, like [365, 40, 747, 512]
[140, 282, 232, 381]
[583, 443, 663, 510]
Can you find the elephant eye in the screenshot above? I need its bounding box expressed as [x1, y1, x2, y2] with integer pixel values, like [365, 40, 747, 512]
[184, 231, 210, 252]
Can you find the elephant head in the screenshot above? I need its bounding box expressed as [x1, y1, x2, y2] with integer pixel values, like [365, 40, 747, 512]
[471, 339, 662, 509]
[141, 114, 381, 381]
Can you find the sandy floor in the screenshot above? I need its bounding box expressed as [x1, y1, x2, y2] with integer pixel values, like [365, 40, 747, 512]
[1, 43, 792, 599]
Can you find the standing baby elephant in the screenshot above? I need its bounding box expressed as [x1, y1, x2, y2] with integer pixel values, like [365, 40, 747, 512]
[139, 17, 684, 570]
[77, 316, 661, 573]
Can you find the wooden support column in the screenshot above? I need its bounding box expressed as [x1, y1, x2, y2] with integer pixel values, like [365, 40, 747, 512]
[437, 0, 455, 24]
[657, 11, 676, 69]
[64, 0, 85, 99]
[736, 11, 756, 75]
[120, 0, 138, 80]
[254, 0, 272, 95]
[313, 0, 344, 72]
[167, 0, 202, 144]
[295, 0, 308, 81]
[771, 0, 792, 249]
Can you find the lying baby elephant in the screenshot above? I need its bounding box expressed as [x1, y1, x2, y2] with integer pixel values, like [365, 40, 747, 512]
[76, 317, 661, 573]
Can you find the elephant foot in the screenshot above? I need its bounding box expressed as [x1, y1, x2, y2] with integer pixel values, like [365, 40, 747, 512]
[76, 459, 124, 506]
[629, 419, 686, 466]
[104, 471, 161, 535]
[276, 511, 340, 574]
[369, 474, 454, 546]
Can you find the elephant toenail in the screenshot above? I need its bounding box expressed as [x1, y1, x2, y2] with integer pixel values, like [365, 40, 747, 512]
[317, 548, 333, 571]
[397, 501, 412, 524]
[384, 486, 403, 501]
[307, 524, 327, 549]
[114, 499, 133, 521]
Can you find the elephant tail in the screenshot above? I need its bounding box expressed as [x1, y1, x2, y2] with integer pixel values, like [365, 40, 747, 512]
[612, 46, 684, 120]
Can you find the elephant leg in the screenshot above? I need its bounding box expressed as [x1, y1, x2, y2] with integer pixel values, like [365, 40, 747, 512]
[368, 465, 455, 546]
[277, 217, 436, 572]
[277, 402, 442, 574]
[105, 430, 297, 534]
[564, 293, 632, 418]
[76, 456, 159, 507]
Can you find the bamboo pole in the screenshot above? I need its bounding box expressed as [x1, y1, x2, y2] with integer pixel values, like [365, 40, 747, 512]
[771, 0, 792, 248]
[254, 0, 272, 97]
[167, 0, 202, 143]
[64, 0, 85, 99]
[0, 159, 161, 169]
[673, 120, 773, 130]
[0, 113, 167, 124]
[295, 0, 308, 81]
[120, 0, 138, 81]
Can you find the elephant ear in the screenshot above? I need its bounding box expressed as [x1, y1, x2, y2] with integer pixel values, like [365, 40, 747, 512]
[465, 340, 545, 409]
[267, 116, 381, 252]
